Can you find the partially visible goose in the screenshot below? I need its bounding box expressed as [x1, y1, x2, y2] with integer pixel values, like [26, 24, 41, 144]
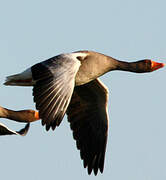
[0, 106, 39, 136]
[0, 122, 29, 136]
[4, 50, 164, 175]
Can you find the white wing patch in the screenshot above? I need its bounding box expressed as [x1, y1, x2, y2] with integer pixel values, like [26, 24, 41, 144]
[63, 52, 88, 61]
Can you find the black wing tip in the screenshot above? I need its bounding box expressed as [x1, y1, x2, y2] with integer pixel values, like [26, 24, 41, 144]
[83, 153, 105, 175]
[16, 123, 30, 136]
[46, 125, 51, 131]
[84, 156, 104, 175]
[41, 120, 50, 131]
[87, 167, 104, 176]
[41, 114, 63, 131]
[42, 121, 57, 131]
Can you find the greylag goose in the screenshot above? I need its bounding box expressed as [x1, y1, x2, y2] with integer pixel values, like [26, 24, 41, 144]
[3, 50, 164, 175]
[0, 106, 39, 135]
[0, 122, 29, 136]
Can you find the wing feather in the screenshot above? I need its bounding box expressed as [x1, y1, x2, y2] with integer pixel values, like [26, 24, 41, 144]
[67, 79, 109, 175]
[32, 55, 80, 130]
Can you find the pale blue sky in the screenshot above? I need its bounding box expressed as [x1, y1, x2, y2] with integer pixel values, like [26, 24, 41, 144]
[0, 0, 166, 179]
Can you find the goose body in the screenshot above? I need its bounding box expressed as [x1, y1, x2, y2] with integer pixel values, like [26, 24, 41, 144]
[3, 50, 164, 175]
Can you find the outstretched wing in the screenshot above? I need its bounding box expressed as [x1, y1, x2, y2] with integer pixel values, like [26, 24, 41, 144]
[0, 123, 30, 136]
[32, 54, 81, 130]
[66, 79, 109, 175]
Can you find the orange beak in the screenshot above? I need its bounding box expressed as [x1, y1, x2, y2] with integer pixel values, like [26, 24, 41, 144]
[151, 61, 165, 71]
[34, 111, 40, 120]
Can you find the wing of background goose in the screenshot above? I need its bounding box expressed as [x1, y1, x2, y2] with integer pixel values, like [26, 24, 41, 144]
[0, 123, 30, 136]
[66, 79, 109, 175]
[32, 54, 81, 130]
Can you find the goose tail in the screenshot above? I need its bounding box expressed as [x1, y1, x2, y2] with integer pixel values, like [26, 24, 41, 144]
[4, 68, 35, 86]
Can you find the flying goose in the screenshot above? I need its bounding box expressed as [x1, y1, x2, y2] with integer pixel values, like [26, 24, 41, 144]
[0, 122, 29, 136]
[3, 50, 164, 175]
[0, 106, 39, 135]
